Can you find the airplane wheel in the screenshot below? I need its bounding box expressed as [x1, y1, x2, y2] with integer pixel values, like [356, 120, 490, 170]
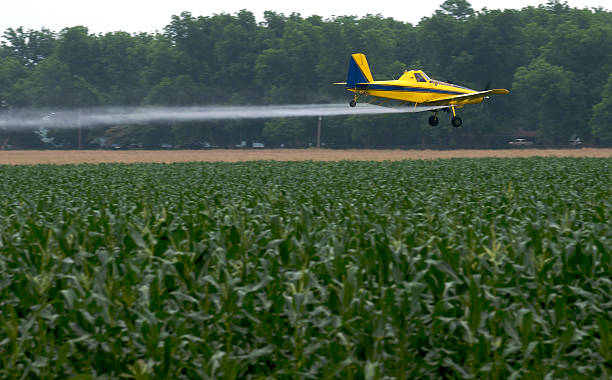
[349, 99, 357, 107]
[428, 115, 439, 126]
[451, 116, 462, 128]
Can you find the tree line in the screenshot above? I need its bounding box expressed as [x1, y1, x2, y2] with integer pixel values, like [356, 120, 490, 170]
[0, 0, 611, 149]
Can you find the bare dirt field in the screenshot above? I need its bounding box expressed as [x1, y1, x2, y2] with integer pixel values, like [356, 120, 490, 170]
[1, 148, 611, 165]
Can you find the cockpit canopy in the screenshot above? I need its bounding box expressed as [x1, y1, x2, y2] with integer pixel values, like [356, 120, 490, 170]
[414, 71, 430, 82]
[398, 70, 473, 90]
[399, 70, 431, 83]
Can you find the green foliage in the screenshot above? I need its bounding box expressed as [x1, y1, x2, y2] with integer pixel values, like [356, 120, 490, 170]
[7, 57, 100, 107]
[0, 56, 25, 103]
[144, 75, 204, 105]
[0, 5, 612, 147]
[590, 73, 612, 144]
[439, 0, 475, 20]
[0, 158, 611, 378]
[512, 58, 583, 143]
[262, 118, 313, 146]
[1, 27, 56, 66]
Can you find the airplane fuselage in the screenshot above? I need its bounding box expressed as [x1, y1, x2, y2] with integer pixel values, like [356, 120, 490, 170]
[348, 70, 483, 107]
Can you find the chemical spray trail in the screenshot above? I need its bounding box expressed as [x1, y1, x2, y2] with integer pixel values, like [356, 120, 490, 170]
[0, 103, 438, 130]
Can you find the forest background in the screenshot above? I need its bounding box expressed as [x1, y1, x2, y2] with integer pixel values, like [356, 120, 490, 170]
[0, 0, 611, 149]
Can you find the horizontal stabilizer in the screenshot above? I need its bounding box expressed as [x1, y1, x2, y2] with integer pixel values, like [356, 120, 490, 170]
[334, 82, 371, 88]
[335, 82, 371, 88]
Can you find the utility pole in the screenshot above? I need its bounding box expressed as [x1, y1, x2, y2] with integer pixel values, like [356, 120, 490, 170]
[317, 115, 322, 148]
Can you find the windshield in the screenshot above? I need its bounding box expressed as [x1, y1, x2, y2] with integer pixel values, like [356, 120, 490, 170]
[414, 72, 428, 82]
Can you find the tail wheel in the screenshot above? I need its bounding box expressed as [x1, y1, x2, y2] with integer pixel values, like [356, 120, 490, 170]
[428, 115, 439, 126]
[451, 116, 462, 128]
[349, 99, 357, 107]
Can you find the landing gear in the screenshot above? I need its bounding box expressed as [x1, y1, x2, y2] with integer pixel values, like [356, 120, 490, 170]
[449, 106, 462, 127]
[427, 107, 462, 127]
[349, 92, 364, 107]
[428, 115, 439, 126]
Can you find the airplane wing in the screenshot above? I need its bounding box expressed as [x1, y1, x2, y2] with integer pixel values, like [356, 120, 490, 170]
[364, 97, 452, 112]
[423, 89, 509, 106]
[404, 105, 453, 113]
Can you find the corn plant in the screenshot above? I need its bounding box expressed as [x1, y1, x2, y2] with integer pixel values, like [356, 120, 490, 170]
[0, 158, 610, 378]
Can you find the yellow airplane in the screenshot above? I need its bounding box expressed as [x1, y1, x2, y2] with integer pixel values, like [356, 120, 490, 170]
[336, 53, 509, 127]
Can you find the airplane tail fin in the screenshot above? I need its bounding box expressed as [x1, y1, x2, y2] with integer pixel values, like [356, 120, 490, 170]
[346, 53, 374, 88]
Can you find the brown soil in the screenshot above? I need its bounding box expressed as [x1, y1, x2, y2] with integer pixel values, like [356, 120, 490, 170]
[0, 148, 611, 165]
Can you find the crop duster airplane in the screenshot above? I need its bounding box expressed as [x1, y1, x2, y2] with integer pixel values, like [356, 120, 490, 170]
[336, 53, 509, 127]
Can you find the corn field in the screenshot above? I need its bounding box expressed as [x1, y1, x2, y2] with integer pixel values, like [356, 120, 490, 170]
[0, 158, 611, 378]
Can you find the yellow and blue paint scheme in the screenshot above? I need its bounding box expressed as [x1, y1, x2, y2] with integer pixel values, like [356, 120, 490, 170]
[337, 53, 509, 125]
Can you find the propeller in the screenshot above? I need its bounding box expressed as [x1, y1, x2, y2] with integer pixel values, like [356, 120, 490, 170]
[483, 79, 492, 92]
[481, 79, 493, 112]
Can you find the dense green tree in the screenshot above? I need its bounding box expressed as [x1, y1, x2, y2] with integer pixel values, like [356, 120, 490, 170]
[56, 26, 100, 86]
[512, 58, 585, 143]
[212, 11, 261, 102]
[7, 56, 99, 107]
[0, 56, 25, 107]
[140, 37, 194, 90]
[1, 27, 56, 66]
[415, 13, 465, 77]
[590, 73, 612, 144]
[542, 13, 612, 104]
[0, 3, 611, 148]
[255, 48, 294, 103]
[439, 0, 475, 20]
[261, 11, 287, 42]
[262, 117, 314, 146]
[164, 12, 215, 71]
[461, 9, 526, 87]
[312, 16, 359, 100]
[144, 75, 204, 105]
[97, 32, 150, 104]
